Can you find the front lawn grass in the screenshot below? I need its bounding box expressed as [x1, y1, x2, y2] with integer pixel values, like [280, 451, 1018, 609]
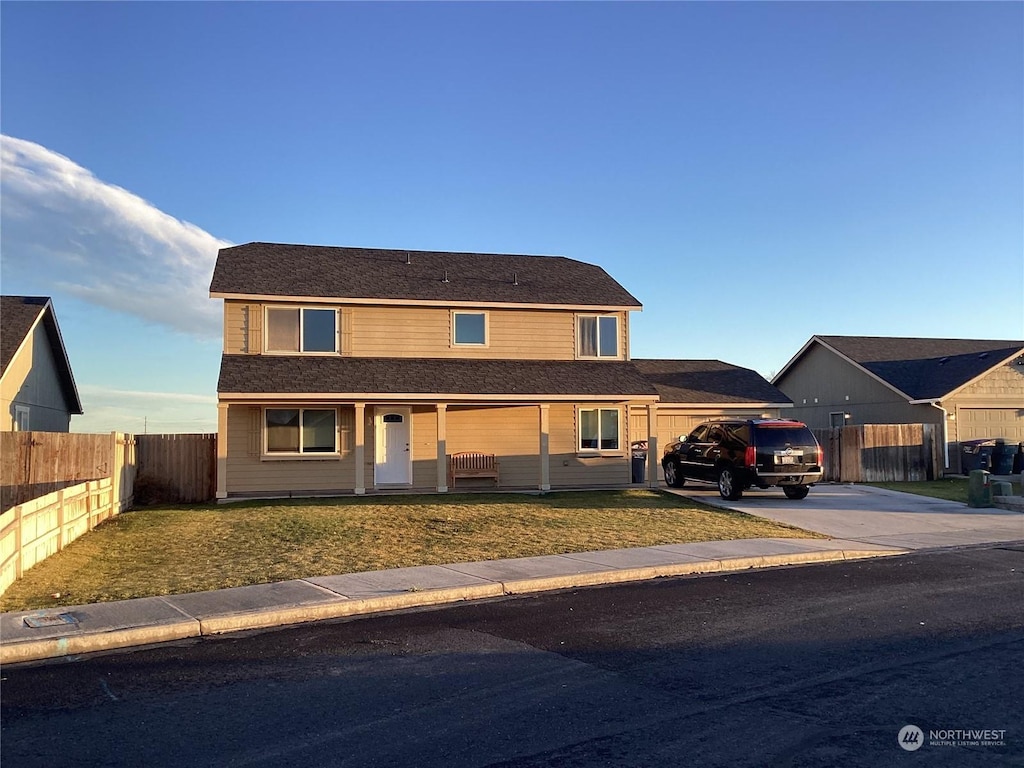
[1, 490, 819, 612]
[865, 478, 968, 503]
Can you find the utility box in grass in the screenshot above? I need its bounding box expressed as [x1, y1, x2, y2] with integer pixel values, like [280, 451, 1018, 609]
[967, 470, 992, 508]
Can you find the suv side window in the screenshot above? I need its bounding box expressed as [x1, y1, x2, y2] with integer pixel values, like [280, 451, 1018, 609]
[688, 424, 710, 442]
[707, 425, 726, 443]
[726, 424, 750, 448]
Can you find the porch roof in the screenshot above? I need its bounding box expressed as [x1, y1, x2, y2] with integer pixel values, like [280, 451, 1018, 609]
[217, 355, 659, 400]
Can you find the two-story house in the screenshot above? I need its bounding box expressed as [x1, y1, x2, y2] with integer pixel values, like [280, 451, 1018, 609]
[209, 243, 665, 499]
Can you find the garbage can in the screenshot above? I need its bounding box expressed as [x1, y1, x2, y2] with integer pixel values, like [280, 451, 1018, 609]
[991, 439, 1015, 475]
[631, 441, 648, 484]
[1013, 443, 1024, 475]
[961, 439, 995, 473]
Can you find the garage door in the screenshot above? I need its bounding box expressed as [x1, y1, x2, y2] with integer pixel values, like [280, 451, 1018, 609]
[958, 408, 1024, 442]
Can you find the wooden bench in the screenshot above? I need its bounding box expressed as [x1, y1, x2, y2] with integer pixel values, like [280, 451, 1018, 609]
[448, 452, 500, 488]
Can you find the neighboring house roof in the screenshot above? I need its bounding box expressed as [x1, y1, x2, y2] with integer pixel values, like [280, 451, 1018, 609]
[0, 295, 83, 414]
[209, 243, 642, 309]
[217, 356, 659, 400]
[774, 335, 1024, 402]
[632, 359, 792, 405]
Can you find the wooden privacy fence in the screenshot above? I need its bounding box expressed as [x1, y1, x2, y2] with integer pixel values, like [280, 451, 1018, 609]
[1, 432, 119, 511]
[0, 478, 125, 595]
[135, 433, 216, 505]
[813, 424, 942, 482]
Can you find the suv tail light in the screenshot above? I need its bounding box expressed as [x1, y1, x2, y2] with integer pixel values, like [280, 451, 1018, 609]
[816, 445, 824, 467]
[745, 445, 757, 467]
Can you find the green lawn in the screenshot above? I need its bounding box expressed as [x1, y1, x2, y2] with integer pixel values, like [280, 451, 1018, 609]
[865, 478, 968, 503]
[1, 490, 819, 612]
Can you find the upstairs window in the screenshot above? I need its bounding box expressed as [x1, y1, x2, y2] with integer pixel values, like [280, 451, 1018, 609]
[453, 311, 487, 346]
[577, 315, 619, 358]
[266, 307, 338, 353]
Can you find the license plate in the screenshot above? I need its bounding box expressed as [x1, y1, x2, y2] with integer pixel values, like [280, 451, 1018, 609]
[777, 455, 797, 465]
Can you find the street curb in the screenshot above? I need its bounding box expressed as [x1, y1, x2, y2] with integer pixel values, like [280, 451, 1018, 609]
[195, 583, 507, 635]
[0, 549, 901, 665]
[0, 619, 202, 665]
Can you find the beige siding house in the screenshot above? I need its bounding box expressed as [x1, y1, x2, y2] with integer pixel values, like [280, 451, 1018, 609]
[0, 296, 82, 432]
[209, 243, 662, 499]
[772, 336, 1024, 472]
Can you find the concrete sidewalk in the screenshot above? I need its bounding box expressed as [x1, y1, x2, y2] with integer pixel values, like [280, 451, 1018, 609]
[0, 536, 900, 665]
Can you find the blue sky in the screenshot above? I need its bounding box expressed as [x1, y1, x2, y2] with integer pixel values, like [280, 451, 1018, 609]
[2, 1, 1021, 433]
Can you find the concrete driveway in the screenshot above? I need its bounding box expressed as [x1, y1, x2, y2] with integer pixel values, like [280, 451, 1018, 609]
[669, 483, 1024, 550]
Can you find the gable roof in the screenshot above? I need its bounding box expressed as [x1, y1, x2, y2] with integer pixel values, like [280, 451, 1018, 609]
[632, 359, 792, 405]
[0, 296, 83, 414]
[217, 356, 658, 400]
[774, 335, 1024, 402]
[209, 243, 642, 309]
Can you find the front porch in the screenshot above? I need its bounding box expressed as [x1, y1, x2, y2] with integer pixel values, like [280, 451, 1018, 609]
[216, 401, 662, 499]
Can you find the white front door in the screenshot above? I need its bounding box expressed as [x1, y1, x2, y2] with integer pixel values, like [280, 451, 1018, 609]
[375, 408, 412, 485]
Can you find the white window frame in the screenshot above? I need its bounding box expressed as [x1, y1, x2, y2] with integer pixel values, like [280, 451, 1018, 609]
[14, 405, 29, 432]
[262, 406, 340, 458]
[576, 314, 621, 359]
[451, 310, 489, 347]
[577, 406, 623, 454]
[264, 306, 340, 355]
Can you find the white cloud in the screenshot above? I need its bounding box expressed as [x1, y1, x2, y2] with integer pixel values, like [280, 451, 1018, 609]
[0, 135, 232, 339]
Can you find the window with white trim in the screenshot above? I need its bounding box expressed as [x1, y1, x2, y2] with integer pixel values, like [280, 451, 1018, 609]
[453, 311, 487, 346]
[265, 307, 339, 353]
[577, 315, 619, 358]
[265, 408, 338, 454]
[579, 407, 621, 451]
[14, 405, 29, 431]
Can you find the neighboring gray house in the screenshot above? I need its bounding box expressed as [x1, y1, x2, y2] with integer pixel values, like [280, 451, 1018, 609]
[630, 359, 793, 479]
[0, 296, 82, 432]
[772, 336, 1024, 472]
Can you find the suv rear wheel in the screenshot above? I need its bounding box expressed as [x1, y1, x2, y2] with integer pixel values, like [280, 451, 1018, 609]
[664, 459, 685, 488]
[717, 467, 742, 501]
[783, 485, 809, 500]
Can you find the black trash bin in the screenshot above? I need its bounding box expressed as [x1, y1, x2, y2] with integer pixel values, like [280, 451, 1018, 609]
[961, 439, 995, 473]
[1013, 443, 1024, 475]
[631, 441, 648, 483]
[991, 440, 1015, 475]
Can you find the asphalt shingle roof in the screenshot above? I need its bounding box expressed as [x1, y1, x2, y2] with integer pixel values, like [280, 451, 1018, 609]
[209, 243, 642, 308]
[1, 296, 49, 376]
[817, 336, 1024, 400]
[218, 355, 659, 398]
[632, 359, 791, 404]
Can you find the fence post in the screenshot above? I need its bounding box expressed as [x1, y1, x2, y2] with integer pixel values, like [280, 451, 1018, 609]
[56, 488, 66, 550]
[14, 504, 23, 579]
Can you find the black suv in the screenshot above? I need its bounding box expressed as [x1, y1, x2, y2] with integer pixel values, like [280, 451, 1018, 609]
[662, 419, 823, 500]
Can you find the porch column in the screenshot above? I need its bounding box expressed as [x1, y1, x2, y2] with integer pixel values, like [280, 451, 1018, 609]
[538, 404, 551, 491]
[436, 403, 448, 493]
[354, 403, 366, 495]
[646, 403, 659, 489]
[216, 403, 229, 499]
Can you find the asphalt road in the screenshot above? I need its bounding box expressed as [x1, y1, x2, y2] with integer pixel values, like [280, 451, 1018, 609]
[3, 544, 1022, 767]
